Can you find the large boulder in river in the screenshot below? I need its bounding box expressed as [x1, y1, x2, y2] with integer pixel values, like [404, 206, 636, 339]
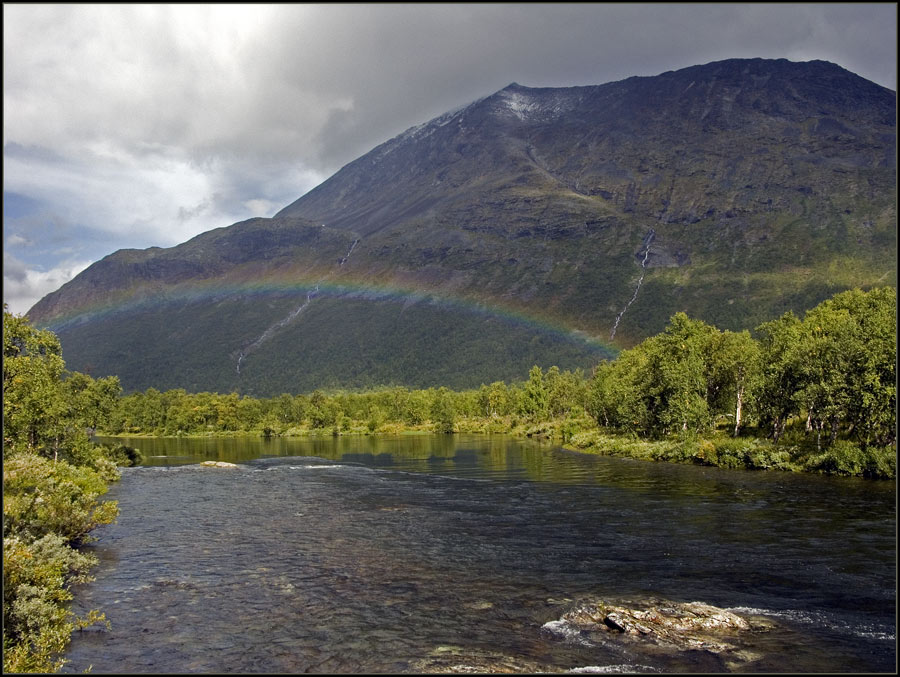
[416, 598, 794, 673]
[545, 597, 779, 668]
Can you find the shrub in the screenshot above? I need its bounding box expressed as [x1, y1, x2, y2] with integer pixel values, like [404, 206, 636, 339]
[808, 440, 897, 478]
[4, 453, 118, 545]
[100, 443, 144, 468]
[3, 533, 108, 674]
[862, 446, 897, 479]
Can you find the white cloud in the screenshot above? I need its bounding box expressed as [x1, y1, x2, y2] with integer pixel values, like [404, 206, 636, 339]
[3, 142, 326, 250]
[2, 251, 92, 315]
[243, 198, 279, 217]
[6, 234, 31, 247]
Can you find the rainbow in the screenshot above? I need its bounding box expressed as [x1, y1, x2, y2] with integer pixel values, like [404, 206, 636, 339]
[43, 273, 617, 356]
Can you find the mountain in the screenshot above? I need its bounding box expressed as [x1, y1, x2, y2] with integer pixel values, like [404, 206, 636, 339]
[27, 58, 897, 396]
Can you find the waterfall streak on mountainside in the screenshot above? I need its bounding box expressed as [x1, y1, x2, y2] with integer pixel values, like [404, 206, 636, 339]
[236, 238, 360, 375]
[236, 286, 319, 375]
[609, 230, 655, 341]
[339, 239, 359, 266]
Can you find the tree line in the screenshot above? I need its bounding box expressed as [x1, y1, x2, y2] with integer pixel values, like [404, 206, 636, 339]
[590, 287, 895, 450]
[105, 368, 588, 437]
[107, 287, 895, 475]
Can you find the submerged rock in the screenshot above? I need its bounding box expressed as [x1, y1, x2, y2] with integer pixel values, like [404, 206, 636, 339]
[412, 646, 556, 674]
[199, 460, 238, 468]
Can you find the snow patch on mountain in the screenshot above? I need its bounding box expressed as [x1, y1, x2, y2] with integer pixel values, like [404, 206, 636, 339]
[495, 86, 582, 122]
[501, 90, 542, 120]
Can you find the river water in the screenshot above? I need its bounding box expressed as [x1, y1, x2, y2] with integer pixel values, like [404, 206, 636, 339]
[63, 434, 895, 673]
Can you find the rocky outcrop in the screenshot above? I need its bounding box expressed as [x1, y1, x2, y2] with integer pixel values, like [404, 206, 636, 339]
[414, 597, 789, 673]
[543, 597, 780, 670]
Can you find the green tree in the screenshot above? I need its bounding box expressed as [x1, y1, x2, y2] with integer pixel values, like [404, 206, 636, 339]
[213, 392, 241, 431]
[430, 387, 456, 434]
[755, 311, 803, 442]
[139, 388, 166, 433]
[366, 404, 386, 432]
[795, 288, 896, 449]
[478, 381, 511, 418]
[705, 329, 761, 436]
[834, 287, 896, 449]
[546, 367, 587, 419]
[590, 313, 762, 439]
[637, 313, 718, 437]
[755, 287, 896, 449]
[308, 390, 338, 429]
[588, 348, 653, 434]
[64, 373, 122, 432]
[520, 365, 549, 420]
[3, 313, 69, 459]
[236, 395, 263, 430]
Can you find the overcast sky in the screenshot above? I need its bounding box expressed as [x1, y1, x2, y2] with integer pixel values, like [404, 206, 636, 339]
[3, 3, 897, 315]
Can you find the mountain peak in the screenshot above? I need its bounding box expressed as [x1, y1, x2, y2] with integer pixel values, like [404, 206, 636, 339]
[28, 58, 896, 396]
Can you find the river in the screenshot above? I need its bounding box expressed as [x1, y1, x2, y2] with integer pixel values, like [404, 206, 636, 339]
[62, 434, 895, 673]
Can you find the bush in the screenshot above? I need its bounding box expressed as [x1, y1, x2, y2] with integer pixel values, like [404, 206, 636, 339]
[4, 453, 118, 545]
[430, 388, 456, 434]
[3, 533, 108, 674]
[3, 454, 117, 673]
[99, 443, 144, 468]
[745, 445, 796, 471]
[863, 446, 897, 479]
[3, 309, 119, 671]
[807, 441, 897, 478]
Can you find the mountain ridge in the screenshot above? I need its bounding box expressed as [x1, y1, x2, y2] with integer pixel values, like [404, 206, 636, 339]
[26, 58, 897, 395]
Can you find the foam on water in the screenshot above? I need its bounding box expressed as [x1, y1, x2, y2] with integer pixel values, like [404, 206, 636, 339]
[567, 665, 658, 674]
[727, 607, 896, 641]
[290, 464, 356, 470]
[541, 620, 593, 646]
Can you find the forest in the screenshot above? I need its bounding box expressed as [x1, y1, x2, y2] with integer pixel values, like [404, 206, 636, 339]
[106, 287, 896, 478]
[2, 286, 896, 672]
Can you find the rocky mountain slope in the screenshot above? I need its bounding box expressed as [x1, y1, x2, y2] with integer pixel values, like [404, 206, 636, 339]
[27, 58, 897, 395]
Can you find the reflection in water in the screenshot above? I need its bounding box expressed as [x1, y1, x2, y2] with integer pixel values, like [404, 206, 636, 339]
[64, 435, 896, 673]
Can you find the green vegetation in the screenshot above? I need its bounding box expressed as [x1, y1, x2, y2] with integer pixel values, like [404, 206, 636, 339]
[582, 287, 896, 476]
[99, 288, 895, 479]
[3, 308, 139, 673]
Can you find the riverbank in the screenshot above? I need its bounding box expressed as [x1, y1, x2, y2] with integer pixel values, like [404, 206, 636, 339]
[100, 415, 896, 480]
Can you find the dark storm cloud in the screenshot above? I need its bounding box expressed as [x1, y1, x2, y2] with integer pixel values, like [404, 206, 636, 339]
[256, 3, 897, 171]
